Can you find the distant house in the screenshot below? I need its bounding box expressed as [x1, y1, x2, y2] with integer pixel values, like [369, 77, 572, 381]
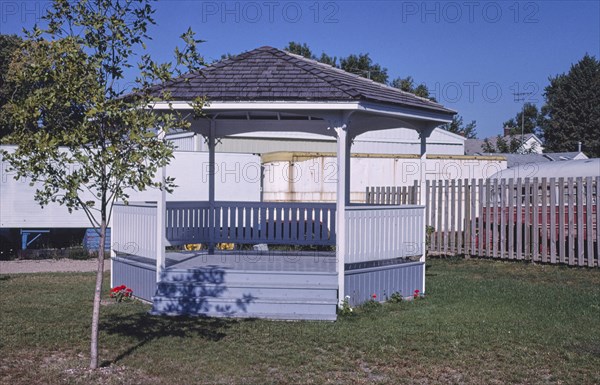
[465, 133, 544, 155]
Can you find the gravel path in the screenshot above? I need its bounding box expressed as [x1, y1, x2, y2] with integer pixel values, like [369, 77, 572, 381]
[0, 259, 111, 274]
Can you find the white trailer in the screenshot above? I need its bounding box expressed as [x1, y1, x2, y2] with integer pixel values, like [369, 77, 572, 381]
[261, 152, 507, 203]
[1, 147, 260, 251]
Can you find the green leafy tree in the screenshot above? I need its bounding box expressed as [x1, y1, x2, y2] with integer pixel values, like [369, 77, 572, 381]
[503, 102, 540, 136]
[317, 52, 337, 67]
[284, 42, 337, 66]
[390, 76, 435, 101]
[391, 76, 415, 92]
[539, 54, 600, 157]
[482, 135, 525, 154]
[0, 34, 23, 138]
[0, 0, 204, 369]
[413, 84, 431, 99]
[340, 53, 388, 83]
[219, 52, 237, 61]
[284, 41, 313, 59]
[284, 42, 387, 83]
[441, 115, 477, 139]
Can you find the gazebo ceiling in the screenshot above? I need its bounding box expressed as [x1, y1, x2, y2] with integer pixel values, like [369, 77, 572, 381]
[150, 46, 455, 137]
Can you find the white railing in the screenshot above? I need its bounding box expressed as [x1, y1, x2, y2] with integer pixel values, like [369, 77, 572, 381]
[112, 202, 158, 259]
[345, 205, 425, 264]
[113, 201, 424, 265]
[166, 201, 336, 246]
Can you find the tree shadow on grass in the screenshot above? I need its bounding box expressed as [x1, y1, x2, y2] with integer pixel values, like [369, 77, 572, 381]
[99, 311, 254, 367]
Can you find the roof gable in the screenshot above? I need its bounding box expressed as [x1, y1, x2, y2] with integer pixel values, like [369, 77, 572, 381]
[153, 46, 454, 115]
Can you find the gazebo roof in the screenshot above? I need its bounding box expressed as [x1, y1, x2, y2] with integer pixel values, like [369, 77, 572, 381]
[153, 46, 454, 116]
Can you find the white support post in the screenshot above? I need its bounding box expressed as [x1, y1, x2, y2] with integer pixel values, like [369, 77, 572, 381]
[208, 120, 216, 254]
[418, 127, 433, 294]
[193, 133, 202, 152]
[345, 135, 352, 205]
[110, 207, 115, 288]
[419, 131, 427, 207]
[335, 120, 349, 305]
[156, 131, 167, 282]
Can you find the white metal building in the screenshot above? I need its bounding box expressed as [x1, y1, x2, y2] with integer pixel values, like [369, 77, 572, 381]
[0, 147, 261, 229]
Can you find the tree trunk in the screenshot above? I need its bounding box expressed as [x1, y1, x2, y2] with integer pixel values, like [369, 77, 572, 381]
[89, 220, 107, 369]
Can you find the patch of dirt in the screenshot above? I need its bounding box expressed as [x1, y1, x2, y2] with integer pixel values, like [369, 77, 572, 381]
[567, 341, 600, 357]
[0, 258, 110, 274]
[1, 348, 160, 385]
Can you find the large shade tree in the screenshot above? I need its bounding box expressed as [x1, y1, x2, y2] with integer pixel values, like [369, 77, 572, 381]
[0, 0, 204, 369]
[539, 54, 600, 157]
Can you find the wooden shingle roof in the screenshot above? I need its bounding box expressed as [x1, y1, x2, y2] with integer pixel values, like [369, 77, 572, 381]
[153, 46, 454, 115]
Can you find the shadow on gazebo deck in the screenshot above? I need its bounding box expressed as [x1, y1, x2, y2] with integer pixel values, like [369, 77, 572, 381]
[113, 250, 340, 320]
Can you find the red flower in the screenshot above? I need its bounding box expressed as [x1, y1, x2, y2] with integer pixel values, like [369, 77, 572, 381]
[108, 285, 133, 301]
[111, 285, 123, 292]
[372, 294, 377, 299]
[414, 290, 420, 294]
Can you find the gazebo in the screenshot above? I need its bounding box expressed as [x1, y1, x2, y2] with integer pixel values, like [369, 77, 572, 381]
[111, 46, 455, 320]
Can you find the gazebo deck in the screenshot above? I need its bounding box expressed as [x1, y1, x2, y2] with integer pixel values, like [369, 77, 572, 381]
[118, 249, 337, 272]
[113, 250, 340, 321]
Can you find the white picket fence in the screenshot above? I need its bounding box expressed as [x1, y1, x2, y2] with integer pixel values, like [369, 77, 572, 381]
[368, 177, 600, 267]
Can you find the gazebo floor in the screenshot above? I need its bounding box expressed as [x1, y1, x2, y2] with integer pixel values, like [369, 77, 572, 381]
[112, 250, 339, 321]
[112, 250, 425, 321]
[164, 250, 337, 272]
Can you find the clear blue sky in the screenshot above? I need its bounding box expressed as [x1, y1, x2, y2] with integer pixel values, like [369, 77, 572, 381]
[1, 1, 599, 138]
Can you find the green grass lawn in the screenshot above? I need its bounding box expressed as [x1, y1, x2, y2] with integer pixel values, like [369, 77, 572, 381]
[1, 258, 599, 384]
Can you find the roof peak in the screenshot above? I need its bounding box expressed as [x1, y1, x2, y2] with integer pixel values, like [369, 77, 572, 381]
[251, 46, 449, 108]
[151, 46, 455, 115]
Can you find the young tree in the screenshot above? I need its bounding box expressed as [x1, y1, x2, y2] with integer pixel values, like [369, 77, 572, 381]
[440, 115, 477, 139]
[0, 0, 204, 369]
[0, 34, 23, 138]
[539, 54, 600, 157]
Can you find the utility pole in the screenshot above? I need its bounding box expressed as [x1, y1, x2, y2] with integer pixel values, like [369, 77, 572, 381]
[512, 92, 533, 153]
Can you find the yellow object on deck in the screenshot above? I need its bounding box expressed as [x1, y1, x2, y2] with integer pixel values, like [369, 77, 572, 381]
[184, 243, 203, 251]
[217, 243, 235, 251]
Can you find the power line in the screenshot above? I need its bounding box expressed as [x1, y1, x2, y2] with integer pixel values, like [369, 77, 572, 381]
[512, 92, 533, 151]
